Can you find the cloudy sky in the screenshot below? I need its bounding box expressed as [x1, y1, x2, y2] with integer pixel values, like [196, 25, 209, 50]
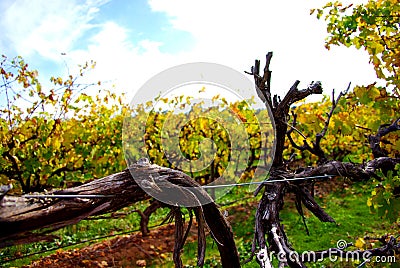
[0, 0, 374, 103]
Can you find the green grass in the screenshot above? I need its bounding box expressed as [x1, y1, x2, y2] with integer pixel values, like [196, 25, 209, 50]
[1, 181, 398, 267]
[0, 200, 171, 267]
[155, 181, 399, 267]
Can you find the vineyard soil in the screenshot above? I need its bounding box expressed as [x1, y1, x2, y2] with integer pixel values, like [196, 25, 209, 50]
[15, 178, 397, 268]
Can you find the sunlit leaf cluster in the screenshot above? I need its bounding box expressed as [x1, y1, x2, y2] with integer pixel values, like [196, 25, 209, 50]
[367, 164, 400, 222]
[0, 56, 126, 193]
[286, 90, 399, 167]
[312, 0, 400, 96]
[123, 96, 270, 186]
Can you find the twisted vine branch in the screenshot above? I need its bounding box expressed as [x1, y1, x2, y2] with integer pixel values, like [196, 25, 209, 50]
[0, 160, 240, 267]
[246, 52, 399, 268]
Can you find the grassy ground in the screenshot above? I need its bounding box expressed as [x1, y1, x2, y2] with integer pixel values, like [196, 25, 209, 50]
[1, 179, 399, 267]
[0, 200, 171, 267]
[160, 180, 399, 267]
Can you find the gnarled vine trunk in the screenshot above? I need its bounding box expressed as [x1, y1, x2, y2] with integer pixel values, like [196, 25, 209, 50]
[0, 161, 240, 268]
[1, 52, 399, 268]
[245, 52, 400, 267]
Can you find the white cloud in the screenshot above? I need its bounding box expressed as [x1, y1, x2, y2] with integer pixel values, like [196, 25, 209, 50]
[147, 0, 376, 99]
[64, 21, 178, 101]
[0, 0, 109, 60]
[0, 0, 377, 105]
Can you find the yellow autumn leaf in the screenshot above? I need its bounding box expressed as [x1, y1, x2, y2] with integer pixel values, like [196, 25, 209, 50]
[368, 87, 381, 100]
[355, 238, 366, 249]
[160, 253, 168, 259]
[367, 198, 372, 207]
[212, 94, 220, 101]
[53, 139, 61, 150]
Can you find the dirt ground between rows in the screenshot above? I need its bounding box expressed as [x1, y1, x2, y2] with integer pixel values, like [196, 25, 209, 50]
[24, 179, 340, 268]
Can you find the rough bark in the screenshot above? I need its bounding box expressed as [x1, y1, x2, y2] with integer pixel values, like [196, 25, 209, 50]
[1, 52, 399, 268]
[246, 52, 400, 267]
[0, 160, 240, 267]
[368, 118, 400, 158]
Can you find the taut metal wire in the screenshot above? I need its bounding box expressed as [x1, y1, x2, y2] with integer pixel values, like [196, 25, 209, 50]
[21, 175, 334, 199]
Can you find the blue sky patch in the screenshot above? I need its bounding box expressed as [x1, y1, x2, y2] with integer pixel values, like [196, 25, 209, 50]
[90, 0, 194, 54]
